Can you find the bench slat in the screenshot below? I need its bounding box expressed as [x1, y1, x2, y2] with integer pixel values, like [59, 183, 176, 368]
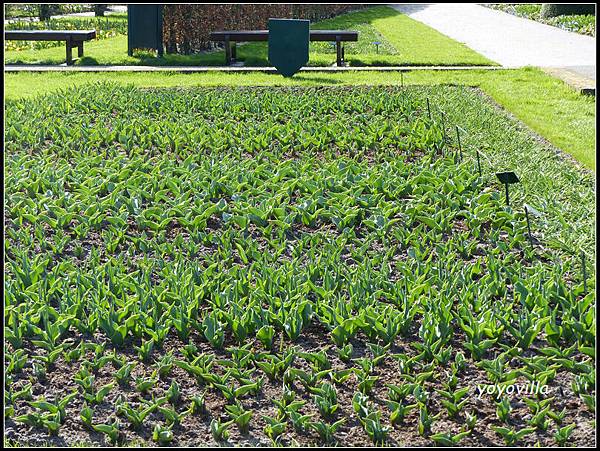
[209, 30, 358, 42]
[5, 30, 97, 41]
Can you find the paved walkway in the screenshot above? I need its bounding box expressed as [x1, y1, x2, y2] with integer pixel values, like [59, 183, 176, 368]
[392, 3, 596, 84]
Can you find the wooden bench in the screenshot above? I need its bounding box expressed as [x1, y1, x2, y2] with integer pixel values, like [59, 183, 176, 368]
[4, 30, 97, 65]
[209, 30, 359, 66]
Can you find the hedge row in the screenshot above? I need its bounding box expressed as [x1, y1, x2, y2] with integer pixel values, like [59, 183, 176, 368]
[163, 4, 367, 54]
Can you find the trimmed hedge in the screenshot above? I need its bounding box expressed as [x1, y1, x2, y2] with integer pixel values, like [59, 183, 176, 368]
[162, 4, 367, 54]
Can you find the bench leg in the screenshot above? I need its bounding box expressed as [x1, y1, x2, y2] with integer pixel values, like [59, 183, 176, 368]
[66, 39, 73, 65]
[231, 42, 237, 62]
[336, 36, 342, 67]
[77, 41, 84, 58]
[225, 37, 231, 65]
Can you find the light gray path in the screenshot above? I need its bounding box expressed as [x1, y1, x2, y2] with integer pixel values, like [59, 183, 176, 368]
[392, 3, 596, 82]
[51, 5, 127, 19]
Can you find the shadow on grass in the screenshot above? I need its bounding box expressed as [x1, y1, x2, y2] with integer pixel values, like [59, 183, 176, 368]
[311, 5, 402, 29]
[388, 4, 432, 15]
[78, 56, 99, 65]
[289, 75, 342, 84]
[130, 50, 272, 67]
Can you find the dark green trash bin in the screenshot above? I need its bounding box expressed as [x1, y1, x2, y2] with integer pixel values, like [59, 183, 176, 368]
[128, 5, 163, 56]
[268, 19, 309, 77]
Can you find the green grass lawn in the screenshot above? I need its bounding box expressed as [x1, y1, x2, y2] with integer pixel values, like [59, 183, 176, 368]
[5, 68, 594, 171]
[346, 6, 495, 65]
[4, 6, 495, 67]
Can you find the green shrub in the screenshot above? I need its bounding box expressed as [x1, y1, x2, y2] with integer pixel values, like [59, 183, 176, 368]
[4, 15, 128, 52]
[546, 14, 595, 36]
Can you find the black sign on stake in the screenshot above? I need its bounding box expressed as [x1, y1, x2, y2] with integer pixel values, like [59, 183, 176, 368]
[495, 171, 520, 206]
[582, 251, 587, 294]
[455, 126, 463, 162]
[268, 19, 309, 77]
[524, 203, 542, 251]
[426, 98, 431, 120]
[524, 206, 534, 249]
[440, 111, 446, 151]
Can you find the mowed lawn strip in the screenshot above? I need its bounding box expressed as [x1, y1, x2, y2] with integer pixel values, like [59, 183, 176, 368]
[365, 6, 496, 66]
[4, 6, 495, 67]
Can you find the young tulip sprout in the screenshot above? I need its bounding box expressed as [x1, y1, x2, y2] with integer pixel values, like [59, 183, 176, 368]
[5, 83, 592, 447]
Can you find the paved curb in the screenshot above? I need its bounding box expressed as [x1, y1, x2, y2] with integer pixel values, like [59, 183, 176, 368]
[542, 67, 596, 96]
[3, 64, 506, 73]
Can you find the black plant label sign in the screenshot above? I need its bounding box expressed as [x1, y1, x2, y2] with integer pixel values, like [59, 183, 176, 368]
[496, 172, 519, 184]
[496, 172, 520, 205]
[268, 19, 309, 77]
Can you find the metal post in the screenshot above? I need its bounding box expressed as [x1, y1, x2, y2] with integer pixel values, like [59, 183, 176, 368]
[426, 98, 431, 120]
[456, 126, 462, 162]
[127, 8, 133, 56]
[504, 183, 510, 206]
[582, 251, 587, 294]
[524, 207, 533, 249]
[157, 5, 164, 56]
[476, 151, 482, 176]
[231, 42, 237, 61]
[128, 5, 164, 58]
[336, 35, 342, 66]
[440, 112, 446, 152]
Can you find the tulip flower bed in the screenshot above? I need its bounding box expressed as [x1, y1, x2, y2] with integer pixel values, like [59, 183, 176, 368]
[4, 84, 595, 447]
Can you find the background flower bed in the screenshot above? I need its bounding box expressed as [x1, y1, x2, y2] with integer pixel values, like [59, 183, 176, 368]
[4, 14, 128, 52]
[487, 4, 595, 36]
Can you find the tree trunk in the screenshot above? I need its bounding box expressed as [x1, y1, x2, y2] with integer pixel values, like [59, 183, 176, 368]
[39, 4, 52, 21]
[94, 5, 108, 17]
[540, 4, 596, 18]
